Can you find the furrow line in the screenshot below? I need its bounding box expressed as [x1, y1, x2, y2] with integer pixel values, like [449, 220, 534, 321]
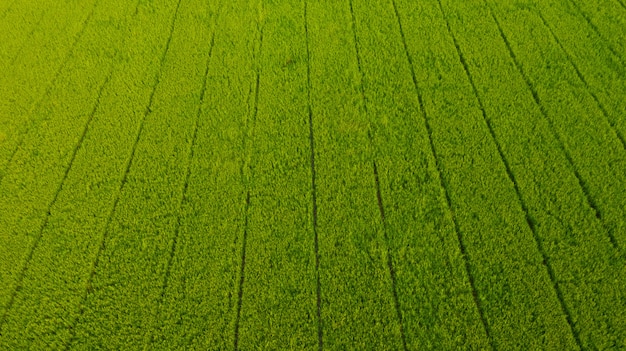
[304, 1, 323, 349]
[233, 191, 251, 351]
[0, 73, 112, 332]
[617, 0, 626, 11]
[440, 3, 583, 347]
[251, 44, 262, 135]
[63, 1, 184, 346]
[153, 28, 219, 346]
[0, 0, 100, 186]
[239, 36, 263, 174]
[183, 31, 218, 200]
[347, 2, 406, 349]
[486, 6, 618, 248]
[234, 14, 264, 348]
[347, 0, 368, 116]
[391, 0, 494, 347]
[372, 162, 408, 351]
[535, 10, 626, 151]
[143, 0, 184, 117]
[8, 5, 51, 66]
[565, 0, 625, 67]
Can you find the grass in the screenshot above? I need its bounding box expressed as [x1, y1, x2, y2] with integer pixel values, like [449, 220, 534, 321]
[0, 0, 625, 349]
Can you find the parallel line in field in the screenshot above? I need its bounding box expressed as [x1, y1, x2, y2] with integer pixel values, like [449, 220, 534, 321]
[238, 23, 264, 166]
[391, 1, 494, 347]
[535, 10, 626, 151]
[8, 5, 51, 66]
[308, 93, 323, 351]
[347, 0, 368, 117]
[303, 2, 323, 350]
[565, 0, 625, 67]
[347, 1, 407, 349]
[152, 24, 220, 346]
[0, 0, 19, 19]
[63, 1, 184, 346]
[486, 5, 618, 250]
[616, 0, 626, 11]
[0, 74, 112, 332]
[441, 2, 584, 348]
[234, 17, 264, 349]
[234, 191, 251, 351]
[483, 6, 591, 348]
[373, 162, 408, 351]
[0, 0, 100, 186]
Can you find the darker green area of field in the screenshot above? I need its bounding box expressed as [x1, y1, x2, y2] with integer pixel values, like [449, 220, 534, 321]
[0, 0, 624, 350]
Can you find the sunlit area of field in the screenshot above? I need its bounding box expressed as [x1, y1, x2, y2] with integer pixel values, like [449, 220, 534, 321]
[1, 0, 625, 349]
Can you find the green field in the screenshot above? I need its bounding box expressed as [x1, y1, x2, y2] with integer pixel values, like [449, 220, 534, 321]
[1, 0, 625, 349]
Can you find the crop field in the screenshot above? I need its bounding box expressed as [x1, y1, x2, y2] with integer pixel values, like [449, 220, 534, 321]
[0, 0, 625, 349]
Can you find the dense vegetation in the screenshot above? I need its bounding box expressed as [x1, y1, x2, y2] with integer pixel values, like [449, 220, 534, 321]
[1, 0, 624, 349]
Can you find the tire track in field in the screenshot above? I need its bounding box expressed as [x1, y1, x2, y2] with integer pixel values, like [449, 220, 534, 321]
[372, 162, 407, 351]
[486, 2, 613, 344]
[7, 3, 53, 64]
[0, 74, 111, 332]
[484, 4, 618, 249]
[150, 24, 220, 346]
[63, 1, 184, 347]
[346, 1, 407, 349]
[565, 0, 626, 68]
[0, 0, 100, 186]
[233, 190, 251, 351]
[7, 5, 51, 66]
[390, 0, 494, 347]
[534, 10, 626, 151]
[303, 2, 323, 349]
[438, 1, 583, 349]
[234, 11, 264, 349]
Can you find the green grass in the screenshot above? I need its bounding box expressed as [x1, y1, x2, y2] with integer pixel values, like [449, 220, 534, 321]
[0, 0, 625, 349]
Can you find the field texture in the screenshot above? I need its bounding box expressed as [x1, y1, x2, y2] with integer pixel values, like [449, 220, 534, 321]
[1, 0, 625, 349]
